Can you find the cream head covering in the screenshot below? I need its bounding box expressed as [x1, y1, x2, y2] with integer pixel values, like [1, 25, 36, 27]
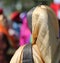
[32, 5, 60, 63]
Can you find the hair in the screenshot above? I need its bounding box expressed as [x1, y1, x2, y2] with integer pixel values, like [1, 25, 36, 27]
[33, 0, 48, 5]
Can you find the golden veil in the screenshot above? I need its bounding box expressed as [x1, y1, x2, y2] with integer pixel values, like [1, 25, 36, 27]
[32, 5, 60, 63]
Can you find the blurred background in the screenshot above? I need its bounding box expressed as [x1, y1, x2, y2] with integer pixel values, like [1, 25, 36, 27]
[0, 0, 53, 17]
[0, 0, 60, 63]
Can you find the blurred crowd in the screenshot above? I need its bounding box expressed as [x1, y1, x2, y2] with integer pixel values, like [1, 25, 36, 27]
[0, 9, 32, 63]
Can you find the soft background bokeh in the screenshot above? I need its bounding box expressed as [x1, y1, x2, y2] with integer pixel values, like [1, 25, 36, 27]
[0, 0, 53, 18]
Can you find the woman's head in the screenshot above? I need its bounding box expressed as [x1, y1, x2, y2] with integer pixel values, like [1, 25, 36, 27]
[0, 14, 8, 29]
[10, 11, 22, 24]
[32, 5, 59, 43]
[33, 0, 48, 5]
[32, 5, 59, 63]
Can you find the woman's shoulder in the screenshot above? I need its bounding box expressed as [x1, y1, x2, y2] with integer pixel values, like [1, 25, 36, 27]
[10, 45, 25, 63]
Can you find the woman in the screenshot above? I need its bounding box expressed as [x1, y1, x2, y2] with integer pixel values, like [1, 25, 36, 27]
[10, 5, 60, 63]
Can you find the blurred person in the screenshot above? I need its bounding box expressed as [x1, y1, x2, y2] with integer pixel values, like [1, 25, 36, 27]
[0, 9, 18, 49]
[10, 11, 22, 48]
[10, 11, 22, 37]
[0, 10, 19, 62]
[19, 12, 31, 46]
[0, 24, 11, 63]
[50, 0, 60, 37]
[10, 1, 60, 63]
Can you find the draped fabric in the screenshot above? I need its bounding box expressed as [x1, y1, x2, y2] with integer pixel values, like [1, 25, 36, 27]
[32, 5, 60, 63]
[10, 5, 60, 63]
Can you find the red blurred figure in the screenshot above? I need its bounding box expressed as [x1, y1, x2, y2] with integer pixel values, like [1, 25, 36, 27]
[50, 0, 60, 19]
[10, 11, 20, 21]
[50, 0, 60, 37]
